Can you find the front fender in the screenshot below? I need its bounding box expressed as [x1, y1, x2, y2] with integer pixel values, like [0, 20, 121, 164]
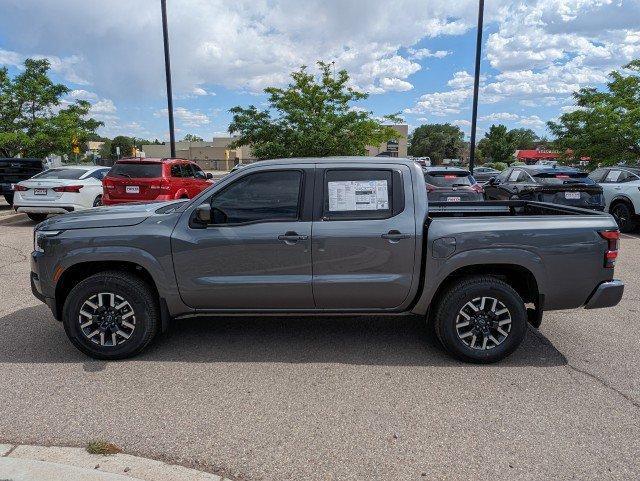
[410, 247, 548, 315]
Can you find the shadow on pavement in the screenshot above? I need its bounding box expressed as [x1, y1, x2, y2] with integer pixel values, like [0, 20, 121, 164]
[0, 305, 567, 367]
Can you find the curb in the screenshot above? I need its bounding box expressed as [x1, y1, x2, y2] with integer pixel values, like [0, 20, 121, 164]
[0, 444, 230, 481]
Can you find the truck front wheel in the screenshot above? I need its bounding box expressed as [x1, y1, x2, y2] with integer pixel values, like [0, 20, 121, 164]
[62, 271, 159, 360]
[433, 276, 527, 363]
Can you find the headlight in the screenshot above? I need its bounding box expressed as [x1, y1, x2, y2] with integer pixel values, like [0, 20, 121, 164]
[34, 230, 61, 253]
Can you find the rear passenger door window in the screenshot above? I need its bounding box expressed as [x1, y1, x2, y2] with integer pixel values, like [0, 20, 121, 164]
[171, 164, 185, 178]
[321, 169, 402, 220]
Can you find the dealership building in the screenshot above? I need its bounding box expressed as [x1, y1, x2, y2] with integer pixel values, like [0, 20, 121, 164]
[142, 124, 408, 170]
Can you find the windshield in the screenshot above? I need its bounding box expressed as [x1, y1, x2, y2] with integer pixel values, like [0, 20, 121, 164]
[533, 171, 595, 185]
[31, 168, 86, 180]
[108, 162, 162, 179]
[424, 171, 474, 187]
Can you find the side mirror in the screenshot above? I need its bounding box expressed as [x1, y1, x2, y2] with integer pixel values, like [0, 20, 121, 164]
[195, 203, 211, 224]
[206, 172, 213, 180]
[488, 177, 499, 186]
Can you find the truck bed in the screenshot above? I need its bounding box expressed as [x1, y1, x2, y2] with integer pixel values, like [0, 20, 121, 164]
[428, 200, 607, 218]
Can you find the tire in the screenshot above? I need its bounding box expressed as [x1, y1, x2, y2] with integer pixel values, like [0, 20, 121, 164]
[27, 213, 48, 222]
[433, 276, 528, 363]
[610, 202, 637, 233]
[93, 195, 103, 207]
[62, 271, 158, 360]
[3, 193, 14, 205]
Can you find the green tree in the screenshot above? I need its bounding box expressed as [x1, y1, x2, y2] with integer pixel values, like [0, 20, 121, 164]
[507, 128, 540, 150]
[548, 60, 640, 165]
[0, 58, 102, 158]
[408, 123, 464, 162]
[228, 62, 402, 159]
[110, 136, 135, 159]
[477, 124, 516, 164]
[182, 133, 204, 142]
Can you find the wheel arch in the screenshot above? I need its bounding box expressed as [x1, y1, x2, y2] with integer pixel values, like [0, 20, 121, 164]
[54, 260, 172, 332]
[609, 195, 636, 214]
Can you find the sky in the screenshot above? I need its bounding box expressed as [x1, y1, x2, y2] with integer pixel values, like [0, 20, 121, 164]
[1, 0, 639, 142]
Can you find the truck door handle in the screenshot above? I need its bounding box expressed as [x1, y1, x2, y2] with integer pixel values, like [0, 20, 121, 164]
[381, 230, 411, 241]
[278, 232, 308, 243]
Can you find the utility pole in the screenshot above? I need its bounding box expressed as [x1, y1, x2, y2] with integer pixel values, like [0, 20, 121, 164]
[161, 0, 176, 157]
[468, 0, 484, 174]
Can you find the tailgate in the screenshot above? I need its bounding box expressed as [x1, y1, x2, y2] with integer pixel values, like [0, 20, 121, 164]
[106, 177, 161, 200]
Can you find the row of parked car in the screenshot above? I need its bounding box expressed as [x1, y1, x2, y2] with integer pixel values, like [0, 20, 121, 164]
[2, 156, 640, 232]
[3, 158, 213, 222]
[422, 163, 640, 232]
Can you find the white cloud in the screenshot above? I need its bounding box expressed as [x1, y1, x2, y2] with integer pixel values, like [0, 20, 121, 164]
[0, 48, 90, 85]
[89, 99, 116, 115]
[480, 112, 520, 122]
[407, 48, 451, 60]
[155, 107, 210, 128]
[0, 0, 497, 99]
[379, 77, 413, 92]
[69, 89, 98, 101]
[518, 115, 545, 128]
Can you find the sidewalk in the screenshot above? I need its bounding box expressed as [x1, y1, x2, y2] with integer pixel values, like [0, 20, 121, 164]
[0, 444, 229, 481]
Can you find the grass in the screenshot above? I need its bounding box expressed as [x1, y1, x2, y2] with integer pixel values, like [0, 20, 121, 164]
[86, 441, 122, 455]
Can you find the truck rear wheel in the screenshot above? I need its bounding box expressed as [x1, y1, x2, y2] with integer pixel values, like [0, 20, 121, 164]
[433, 276, 527, 363]
[62, 271, 158, 360]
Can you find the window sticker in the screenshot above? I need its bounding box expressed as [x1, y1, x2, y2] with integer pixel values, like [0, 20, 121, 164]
[605, 170, 622, 182]
[328, 180, 389, 211]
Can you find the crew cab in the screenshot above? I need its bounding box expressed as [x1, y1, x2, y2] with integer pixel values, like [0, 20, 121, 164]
[102, 157, 213, 205]
[30, 157, 624, 363]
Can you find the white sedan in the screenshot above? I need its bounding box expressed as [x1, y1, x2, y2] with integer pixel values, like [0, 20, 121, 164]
[12, 165, 111, 222]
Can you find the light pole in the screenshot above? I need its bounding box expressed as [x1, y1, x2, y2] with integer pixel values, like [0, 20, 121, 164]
[161, 0, 176, 157]
[468, 0, 484, 174]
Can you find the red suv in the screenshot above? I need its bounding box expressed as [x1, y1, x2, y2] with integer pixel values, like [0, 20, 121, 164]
[102, 158, 213, 205]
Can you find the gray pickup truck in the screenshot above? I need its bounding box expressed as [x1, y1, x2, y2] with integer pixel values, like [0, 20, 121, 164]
[30, 157, 624, 363]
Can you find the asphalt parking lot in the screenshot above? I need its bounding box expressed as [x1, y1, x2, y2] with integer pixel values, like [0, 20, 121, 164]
[0, 208, 639, 480]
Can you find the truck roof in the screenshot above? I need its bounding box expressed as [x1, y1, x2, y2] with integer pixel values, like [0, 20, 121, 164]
[245, 156, 415, 167]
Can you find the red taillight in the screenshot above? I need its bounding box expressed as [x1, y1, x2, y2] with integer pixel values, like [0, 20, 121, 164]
[444, 175, 457, 179]
[53, 185, 83, 193]
[556, 174, 570, 179]
[471, 184, 484, 194]
[13, 185, 28, 191]
[599, 230, 620, 268]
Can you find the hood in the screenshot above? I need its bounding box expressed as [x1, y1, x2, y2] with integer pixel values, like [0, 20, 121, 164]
[37, 201, 184, 231]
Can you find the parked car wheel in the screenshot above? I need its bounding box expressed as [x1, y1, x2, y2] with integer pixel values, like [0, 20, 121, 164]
[610, 201, 638, 233]
[3, 193, 14, 206]
[27, 213, 48, 222]
[93, 195, 103, 207]
[433, 276, 527, 363]
[62, 271, 158, 360]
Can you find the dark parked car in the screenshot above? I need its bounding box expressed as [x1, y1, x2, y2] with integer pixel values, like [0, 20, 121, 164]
[423, 167, 484, 202]
[472, 166, 502, 183]
[0, 158, 45, 205]
[484, 165, 605, 210]
[31, 157, 623, 363]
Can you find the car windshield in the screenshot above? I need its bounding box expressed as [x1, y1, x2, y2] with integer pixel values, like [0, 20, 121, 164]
[31, 168, 86, 180]
[109, 162, 162, 178]
[533, 171, 595, 185]
[424, 171, 474, 187]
